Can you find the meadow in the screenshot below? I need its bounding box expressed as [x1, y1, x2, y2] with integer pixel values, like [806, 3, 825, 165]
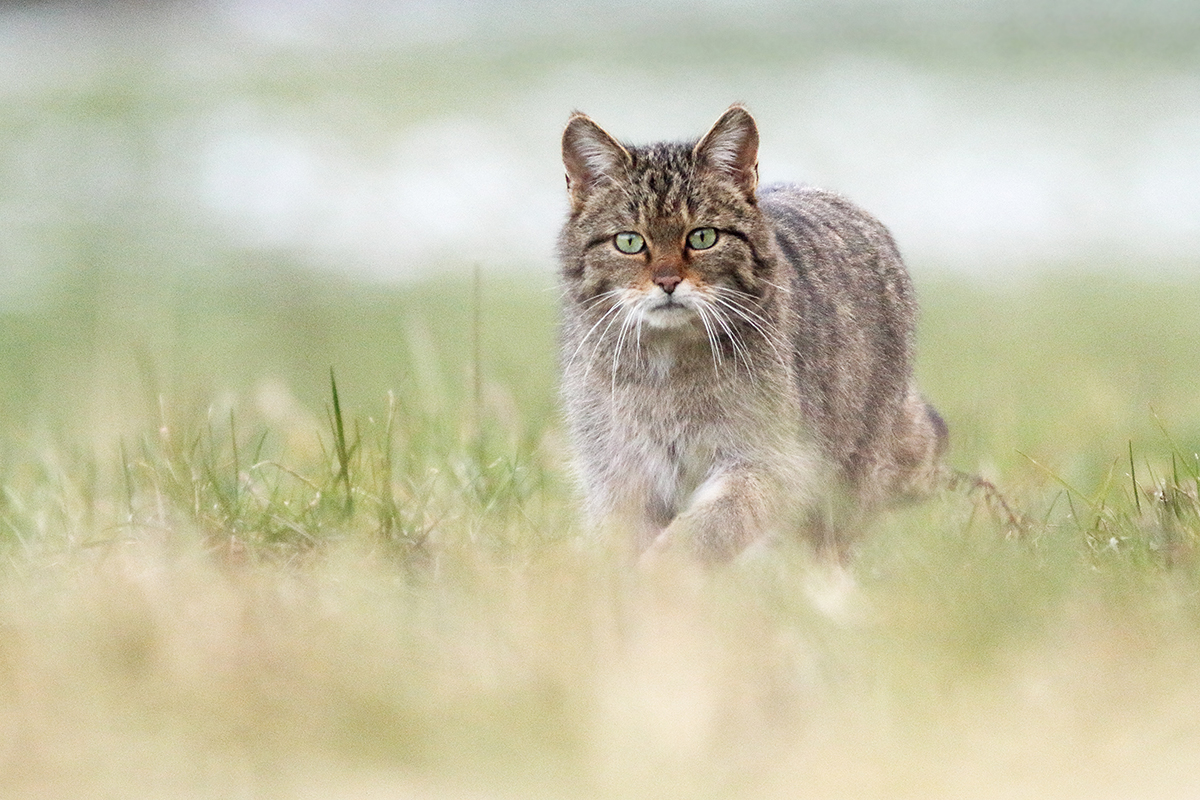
[3, 2, 1200, 796]
[3, 262, 1200, 798]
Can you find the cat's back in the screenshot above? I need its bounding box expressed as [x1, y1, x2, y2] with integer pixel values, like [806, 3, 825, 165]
[758, 181, 915, 351]
[759, 183, 912, 299]
[756, 183, 919, 480]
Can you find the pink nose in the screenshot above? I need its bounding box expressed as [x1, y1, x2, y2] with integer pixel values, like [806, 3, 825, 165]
[654, 275, 682, 294]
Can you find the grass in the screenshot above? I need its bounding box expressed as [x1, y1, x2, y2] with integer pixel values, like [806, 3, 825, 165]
[3, 5, 1199, 795]
[3, 264, 1200, 798]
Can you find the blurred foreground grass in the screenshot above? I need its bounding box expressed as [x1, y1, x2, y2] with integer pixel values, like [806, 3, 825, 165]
[3, 265, 1200, 798]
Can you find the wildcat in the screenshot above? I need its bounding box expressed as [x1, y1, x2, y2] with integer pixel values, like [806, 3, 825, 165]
[557, 105, 947, 561]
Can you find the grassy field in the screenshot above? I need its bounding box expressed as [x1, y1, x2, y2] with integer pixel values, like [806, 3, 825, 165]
[2, 264, 1200, 798]
[1, 1, 1198, 796]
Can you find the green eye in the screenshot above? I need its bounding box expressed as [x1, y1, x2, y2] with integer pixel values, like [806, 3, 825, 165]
[687, 227, 718, 250]
[613, 232, 645, 254]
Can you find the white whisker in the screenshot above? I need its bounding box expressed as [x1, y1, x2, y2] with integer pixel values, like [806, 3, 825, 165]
[580, 288, 624, 310]
[634, 308, 645, 368]
[580, 297, 634, 383]
[710, 289, 791, 371]
[702, 297, 756, 379]
[609, 304, 639, 395]
[691, 301, 724, 378]
[748, 277, 789, 295]
[563, 292, 625, 377]
[717, 303, 787, 366]
[588, 300, 631, 375]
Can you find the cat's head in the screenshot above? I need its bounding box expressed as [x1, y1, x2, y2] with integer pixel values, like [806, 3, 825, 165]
[558, 105, 773, 332]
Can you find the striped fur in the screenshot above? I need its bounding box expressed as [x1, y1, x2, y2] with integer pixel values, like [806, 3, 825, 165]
[558, 106, 946, 561]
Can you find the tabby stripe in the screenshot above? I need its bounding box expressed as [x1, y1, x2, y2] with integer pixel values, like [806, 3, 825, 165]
[719, 228, 770, 293]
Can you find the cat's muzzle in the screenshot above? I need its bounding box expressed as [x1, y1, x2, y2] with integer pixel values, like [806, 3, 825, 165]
[641, 292, 696, 329]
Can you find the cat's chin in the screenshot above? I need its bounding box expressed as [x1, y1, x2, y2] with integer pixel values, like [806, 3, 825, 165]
[640, 303, 696, 330]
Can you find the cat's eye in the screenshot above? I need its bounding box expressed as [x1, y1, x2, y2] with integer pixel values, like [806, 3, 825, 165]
[687, 227, 718, 250]
[613, 232, 646, 254]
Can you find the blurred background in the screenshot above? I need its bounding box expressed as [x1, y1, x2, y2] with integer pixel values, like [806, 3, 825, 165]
[1, 0, 1198, 457]
[5, 6, 1200, 796]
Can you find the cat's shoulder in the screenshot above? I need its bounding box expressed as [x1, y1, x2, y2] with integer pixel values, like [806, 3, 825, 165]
[757, 182, 895, 246]
[758, 182, 862, 217]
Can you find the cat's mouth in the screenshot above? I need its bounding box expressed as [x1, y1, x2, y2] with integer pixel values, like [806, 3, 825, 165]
[641, 295, 696, 329]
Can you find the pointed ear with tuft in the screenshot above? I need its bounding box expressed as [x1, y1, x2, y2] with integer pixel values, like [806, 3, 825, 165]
[693, 105, 760, 200]
[562, 113, 631, 210]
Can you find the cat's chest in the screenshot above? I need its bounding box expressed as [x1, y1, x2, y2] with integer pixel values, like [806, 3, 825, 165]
[614, 397, 721, 508]
[608, 376, 747, 468]
[594, 357, 797, 512]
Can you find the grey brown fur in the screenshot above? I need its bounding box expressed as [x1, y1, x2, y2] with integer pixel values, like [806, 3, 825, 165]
[558, 105, 947, 560]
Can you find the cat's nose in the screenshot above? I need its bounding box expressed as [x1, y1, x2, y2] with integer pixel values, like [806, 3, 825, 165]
[654, 275, 682, 294]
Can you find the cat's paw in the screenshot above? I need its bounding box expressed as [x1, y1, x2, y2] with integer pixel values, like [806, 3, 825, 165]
[637, 527, 674, 569]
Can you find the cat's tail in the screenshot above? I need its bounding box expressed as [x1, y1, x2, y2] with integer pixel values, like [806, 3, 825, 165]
[889, 388, 951, 501]
[920, 394, 1027, 533]
[896, 391, 1028, 534]
[925, 402, 949, 460]
[945, 468, 1029, 535]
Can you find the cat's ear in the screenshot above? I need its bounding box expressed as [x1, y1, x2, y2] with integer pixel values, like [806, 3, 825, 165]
[562, 112, 630, 209]
[694, 105, 759, 200]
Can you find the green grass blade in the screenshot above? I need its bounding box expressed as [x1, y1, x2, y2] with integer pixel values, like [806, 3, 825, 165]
[330, 367, 354, 516]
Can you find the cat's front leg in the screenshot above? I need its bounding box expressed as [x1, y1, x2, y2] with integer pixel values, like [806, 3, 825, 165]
[658, 467, 776, 562]
[587, 479, 672, 557]
[599, 508, 665, 556]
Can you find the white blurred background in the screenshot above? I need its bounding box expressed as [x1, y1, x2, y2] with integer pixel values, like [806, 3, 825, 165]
[1, 0, 1198, 309]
